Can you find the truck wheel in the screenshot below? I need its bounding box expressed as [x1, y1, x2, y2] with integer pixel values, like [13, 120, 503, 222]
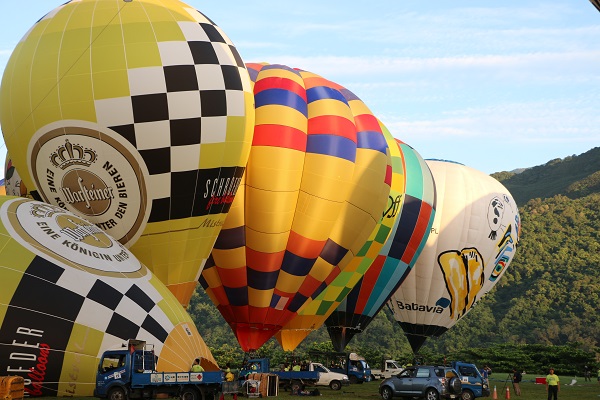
[199, 386, 217, 400]
[425, 388, 439, 400]
[380, 386, 393, 400]
[349, 376, 358, 384]
[290, 381, 303, 393]
[108, 387, 127, 400]
[461, 389, 474, 400]
[329, 380, 342, 391]
[181, 387, 200, 400]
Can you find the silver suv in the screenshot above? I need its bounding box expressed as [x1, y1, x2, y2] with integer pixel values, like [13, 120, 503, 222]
[379, 365, 462, 400]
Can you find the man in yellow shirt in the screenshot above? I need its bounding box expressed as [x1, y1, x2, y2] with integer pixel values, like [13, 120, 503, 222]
[191, 358, 204, 373]
[545, 368, 560, 400]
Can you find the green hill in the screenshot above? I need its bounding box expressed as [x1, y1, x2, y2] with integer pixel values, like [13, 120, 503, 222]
[492, 147, 600, 204]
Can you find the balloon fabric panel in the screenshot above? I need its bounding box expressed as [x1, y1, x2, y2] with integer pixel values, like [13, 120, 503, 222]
[0, 0, 255, 308]
[200, 63, 391, 352]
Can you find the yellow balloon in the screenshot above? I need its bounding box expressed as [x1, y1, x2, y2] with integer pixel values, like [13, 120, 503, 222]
[0, 0, 254, 307]
[0, 196, 217, 397]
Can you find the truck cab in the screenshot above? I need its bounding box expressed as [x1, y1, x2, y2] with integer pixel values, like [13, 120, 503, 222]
[372, 359, 404, 380]
[451, 361, 490, 400]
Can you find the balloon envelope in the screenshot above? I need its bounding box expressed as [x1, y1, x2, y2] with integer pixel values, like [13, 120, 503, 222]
[0, 0, 254, 307]
[4, 156, 32, 198]
[275, 121, 404, 351]
[325, 139, 436, 351]
[200, 63, 391, 352]
[387, 160, 521, 353]
[0, 196, 217, 397]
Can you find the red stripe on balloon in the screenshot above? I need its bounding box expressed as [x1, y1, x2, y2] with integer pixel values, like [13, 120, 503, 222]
[253, 124, 307, 151]
[401, 202, 434, 264]
[308, 115, 356, 142]
[254, 76, 307, 101]
[354, 255, 386, 314]
[286, 231, 326, 259]
[246, 248, 285, 273]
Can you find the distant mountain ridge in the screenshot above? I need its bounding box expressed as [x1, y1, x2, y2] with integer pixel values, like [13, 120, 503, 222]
[492, 147, 600, 205]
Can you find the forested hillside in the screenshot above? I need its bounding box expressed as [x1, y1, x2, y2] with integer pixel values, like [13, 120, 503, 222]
[190, 147, 600, 364]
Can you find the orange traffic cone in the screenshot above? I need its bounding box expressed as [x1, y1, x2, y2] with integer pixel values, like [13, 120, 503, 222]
[493, 386, 498, 400]
[505, 386, 511, 399]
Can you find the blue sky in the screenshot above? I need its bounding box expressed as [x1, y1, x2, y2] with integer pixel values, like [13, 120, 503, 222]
[1, 0, 599, 177]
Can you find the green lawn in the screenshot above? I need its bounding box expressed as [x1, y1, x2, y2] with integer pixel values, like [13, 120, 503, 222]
[35, 377, 600, 400]
[278, 377, 600, 400]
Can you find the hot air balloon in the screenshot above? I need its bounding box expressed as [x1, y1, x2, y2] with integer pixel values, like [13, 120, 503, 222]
[387, 160, 521, 353]
[199, 63, 391, 352]
[0, 0, 254, 307]
[274, 122, 404, 351]
[591, 0, 600, 13]
[325, 138, 436, 351]
[0, 196, 218, 397]
[4, 156, 32, 198]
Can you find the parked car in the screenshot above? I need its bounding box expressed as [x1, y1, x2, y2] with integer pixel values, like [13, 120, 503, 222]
[379, 365, 462, 400]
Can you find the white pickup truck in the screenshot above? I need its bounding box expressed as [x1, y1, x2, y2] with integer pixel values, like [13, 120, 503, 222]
[371, 359, 404, 380]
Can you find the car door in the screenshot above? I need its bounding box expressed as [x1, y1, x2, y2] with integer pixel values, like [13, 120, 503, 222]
[412, 367, 432, 396]
[392, 368, 415, 395]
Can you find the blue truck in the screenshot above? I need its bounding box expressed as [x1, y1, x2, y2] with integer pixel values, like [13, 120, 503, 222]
[94, 340, 224, 400]
[451, 361, 490, 400]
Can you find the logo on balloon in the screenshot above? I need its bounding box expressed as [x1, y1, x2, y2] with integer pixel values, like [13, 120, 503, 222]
[1, 198, 143, 275]
[28, 123, 149, 245]
[438, 247, 484, 320]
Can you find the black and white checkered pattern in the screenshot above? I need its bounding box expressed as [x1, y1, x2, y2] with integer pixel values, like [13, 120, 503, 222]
[94, 10, 250, 223]
[11, 256, 174, 357]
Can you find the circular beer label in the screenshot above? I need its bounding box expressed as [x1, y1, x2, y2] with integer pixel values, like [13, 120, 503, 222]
[1, 198, 144, 275]
[28, 122, 149, 246]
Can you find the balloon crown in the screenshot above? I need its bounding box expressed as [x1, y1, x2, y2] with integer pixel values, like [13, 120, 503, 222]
[50, 139, 97, 170]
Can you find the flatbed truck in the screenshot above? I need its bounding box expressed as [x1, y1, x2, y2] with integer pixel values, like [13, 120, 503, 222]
[94, 340, 224, 400]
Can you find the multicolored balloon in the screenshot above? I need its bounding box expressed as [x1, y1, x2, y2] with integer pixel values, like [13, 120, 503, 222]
[200, 63, 391, 352]
[274, 122, 403, 351]
[0, 0, 255, 307]
[0, 196, 217, 397]
[387, 160, 520, 353]
[325, 138, 436, 351]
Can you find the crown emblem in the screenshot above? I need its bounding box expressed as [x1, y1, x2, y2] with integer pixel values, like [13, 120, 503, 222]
[50, 139, 97, 169]
[30, 202, 64, 219]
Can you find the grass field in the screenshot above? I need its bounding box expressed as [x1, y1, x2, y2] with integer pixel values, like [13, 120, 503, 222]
[275, 376, 600, 400]
[35, 376, 600, 400]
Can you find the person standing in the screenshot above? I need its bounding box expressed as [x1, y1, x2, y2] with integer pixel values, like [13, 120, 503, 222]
[584, 365, 591, 382]
[512, 368, 522, 396]
[545, 368, 560, 400]
[480, 366, 489, 381]
[191, 358, 204, 373]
